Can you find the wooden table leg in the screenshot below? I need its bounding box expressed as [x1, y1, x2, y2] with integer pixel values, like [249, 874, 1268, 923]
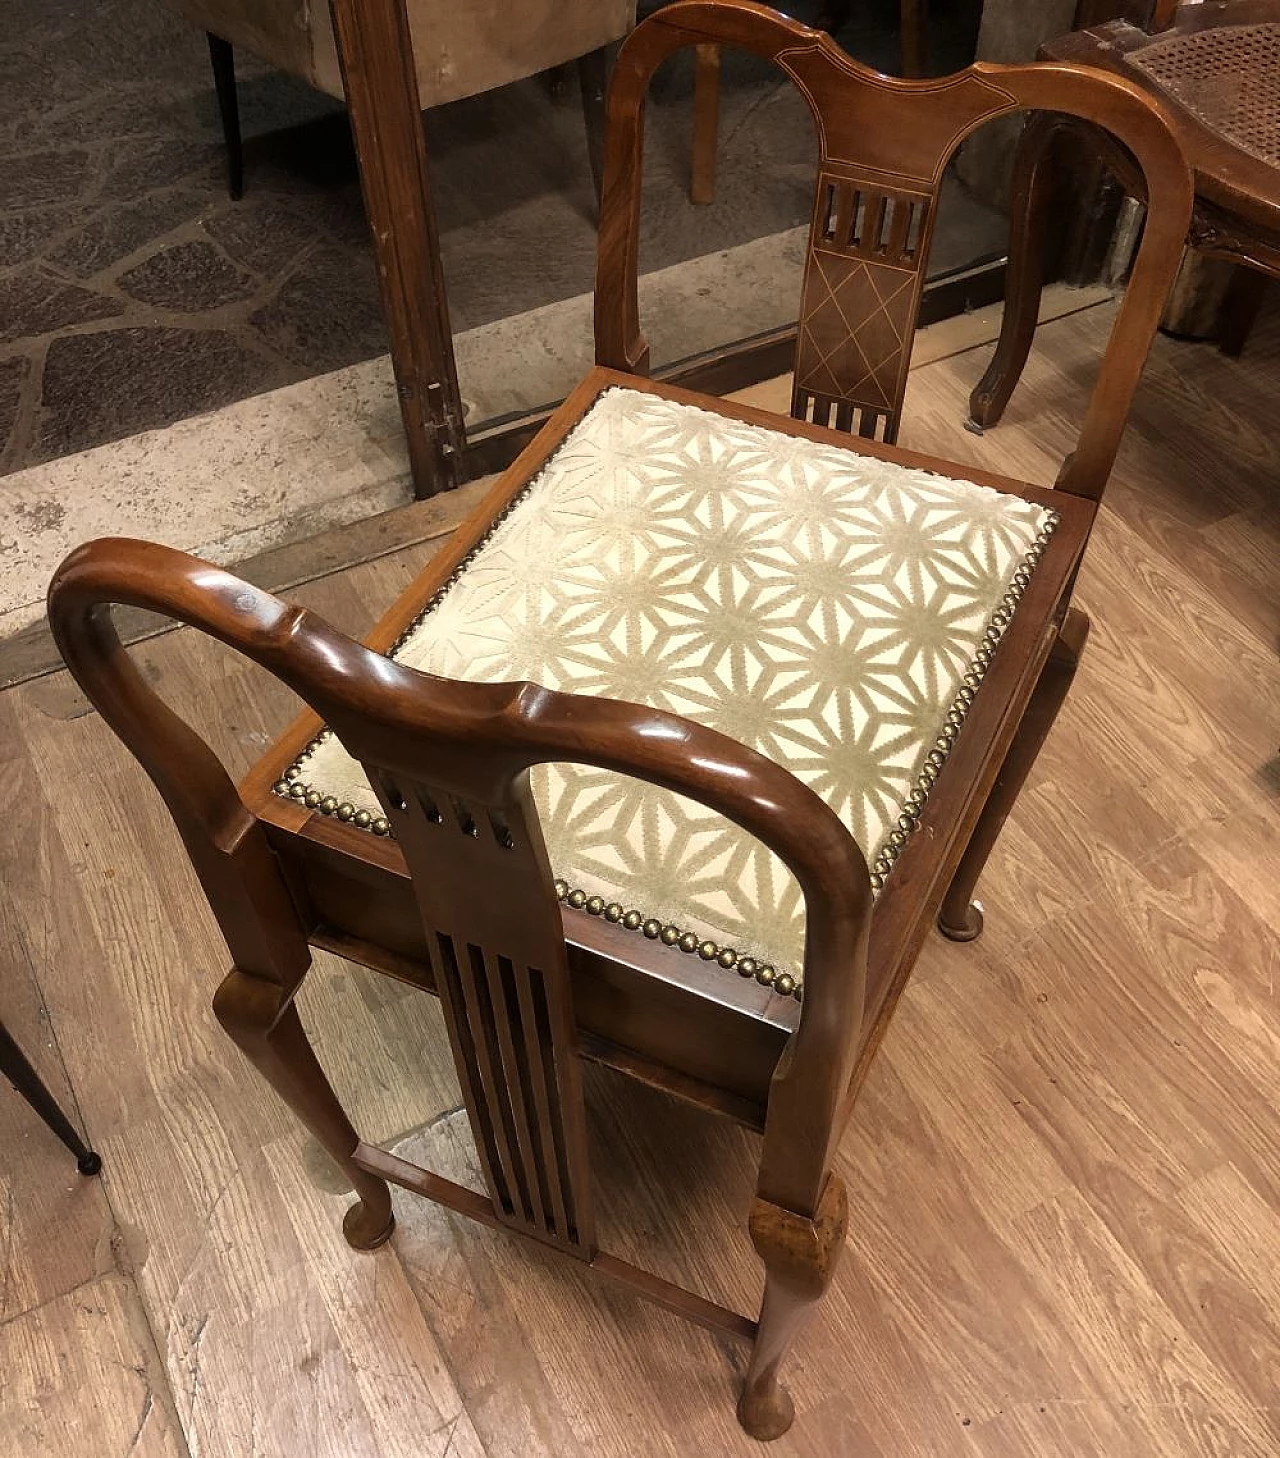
[578, 44, 618, 210]
[900, 0, 927, 77]
[1218, 266, 1270, 358]
[328, 0, 466, 498]
[968, 112, 1065, 432]
[690, 44, 721, 206]
[939, 607, 1090, 942]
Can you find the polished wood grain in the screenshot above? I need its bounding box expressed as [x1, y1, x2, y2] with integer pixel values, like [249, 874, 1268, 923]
[38, 3, 1199, 1442]
[0, 1276, 187, 1457]
[5, 293, 1280, 1454]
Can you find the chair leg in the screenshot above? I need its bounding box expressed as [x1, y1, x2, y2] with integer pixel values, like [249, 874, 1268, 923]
[213, 968, 394, 1249]
[1217, 267, 1269, 358]
[206, 33, 244, 201]
[690, 44, 721, 206]
[576, 44, 614, 211]
[968, 112, 1066, 433]
[0, 1019, 101, 1175]
[737, 1177, 847, 1441]
[939, 607, 1090, 942]
[900, 0, 927, 77]
[818, 3, 924, 75]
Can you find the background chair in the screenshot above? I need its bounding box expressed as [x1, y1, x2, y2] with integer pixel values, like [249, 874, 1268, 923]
[969, 0, 1279, 432]
[50, 0, 1192, 1440]
[1, 1015, 101, 1175]
[163, 0, 636, 200]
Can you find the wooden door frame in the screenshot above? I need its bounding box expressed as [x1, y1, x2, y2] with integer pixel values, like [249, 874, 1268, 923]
[329, 0, 467, 499]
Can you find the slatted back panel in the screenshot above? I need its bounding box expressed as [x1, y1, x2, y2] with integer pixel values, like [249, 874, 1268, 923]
[367, 766, 596, 1257]
[792, 171, 937, 443]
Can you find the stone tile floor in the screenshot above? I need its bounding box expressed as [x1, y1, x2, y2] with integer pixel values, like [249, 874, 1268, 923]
[1, 0, 990, 476]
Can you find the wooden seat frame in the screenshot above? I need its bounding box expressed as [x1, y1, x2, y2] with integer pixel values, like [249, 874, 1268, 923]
[47, 1, 1192, 1441]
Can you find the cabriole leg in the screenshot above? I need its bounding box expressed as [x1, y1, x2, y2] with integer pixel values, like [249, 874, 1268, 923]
[968, 112, 1066, 432]
[939, 607, 1090, 941]
[213, 968, 394, 1249]
[738, 1176, 847, 1441]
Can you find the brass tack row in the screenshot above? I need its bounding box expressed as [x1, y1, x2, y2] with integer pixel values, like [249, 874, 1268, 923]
[553, 878, 800, 1000]
[864, 512, 1059, 892]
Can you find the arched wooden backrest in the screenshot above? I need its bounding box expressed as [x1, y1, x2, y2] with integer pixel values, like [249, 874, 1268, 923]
[594, 0, 1194, 498]
[48, 539, 870, 1225]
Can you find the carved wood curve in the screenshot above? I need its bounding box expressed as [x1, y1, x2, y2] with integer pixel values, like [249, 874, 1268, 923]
[47, 536, 871, 1218]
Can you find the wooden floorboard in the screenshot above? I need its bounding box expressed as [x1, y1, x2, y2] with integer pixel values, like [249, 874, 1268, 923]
[1, 298, 1277, 1455]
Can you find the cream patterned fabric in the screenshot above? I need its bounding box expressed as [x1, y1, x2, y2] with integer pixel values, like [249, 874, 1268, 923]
[280, 387, 1058, 997]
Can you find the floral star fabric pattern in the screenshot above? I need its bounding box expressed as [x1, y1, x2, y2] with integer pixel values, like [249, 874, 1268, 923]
[283, 387, 1058, 991]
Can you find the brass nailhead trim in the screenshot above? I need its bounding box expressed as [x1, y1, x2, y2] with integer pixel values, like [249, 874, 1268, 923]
[844, 509, 1061, 909]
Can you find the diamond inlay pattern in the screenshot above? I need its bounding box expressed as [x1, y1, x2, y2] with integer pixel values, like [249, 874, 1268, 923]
[795, 250, 918, 411]
[286, 388, 1057, 986]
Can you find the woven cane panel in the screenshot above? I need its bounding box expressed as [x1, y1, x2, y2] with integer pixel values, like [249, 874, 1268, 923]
[1130, 24, 1280, 167]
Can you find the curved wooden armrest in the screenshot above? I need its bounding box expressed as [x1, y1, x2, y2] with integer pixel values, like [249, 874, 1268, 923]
[49, 537, 870, 1214]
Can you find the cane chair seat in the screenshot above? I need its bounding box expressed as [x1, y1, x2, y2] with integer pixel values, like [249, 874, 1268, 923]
[279, 384, 1058, 998]
[1128, 22, 1280, 169]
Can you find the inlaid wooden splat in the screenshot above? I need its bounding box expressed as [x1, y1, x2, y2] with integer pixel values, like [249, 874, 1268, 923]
[368, 769, 595, 1255]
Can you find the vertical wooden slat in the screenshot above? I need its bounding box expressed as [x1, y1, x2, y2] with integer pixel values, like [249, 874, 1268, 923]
[833, 183, 857, 248]
[530, 967, 591, 1248]
[458, 943, 530, 1221]
[885, 198, 913, 261]
[819, 182, 838, 240]
[903, 201, 925, 260]
[513, 961, 572, 1241]
[795, 170, 939, 440]
[482, 950, 549, 1235]
[858, 195, 887, 258]
[370, 767, 596, 1255]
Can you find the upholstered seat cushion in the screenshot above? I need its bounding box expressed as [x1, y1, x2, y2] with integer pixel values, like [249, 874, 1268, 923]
[279, 388, 1057, 997]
